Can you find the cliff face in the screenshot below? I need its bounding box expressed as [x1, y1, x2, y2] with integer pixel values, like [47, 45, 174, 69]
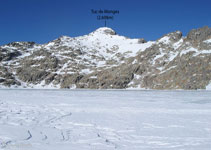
[0, 26, 211, 89]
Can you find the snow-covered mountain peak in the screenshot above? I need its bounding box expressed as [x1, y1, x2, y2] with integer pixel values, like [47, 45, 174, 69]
[91, 27, 116, 35]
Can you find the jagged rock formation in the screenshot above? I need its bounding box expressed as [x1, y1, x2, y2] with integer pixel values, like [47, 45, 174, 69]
[0, 26, 211, 89]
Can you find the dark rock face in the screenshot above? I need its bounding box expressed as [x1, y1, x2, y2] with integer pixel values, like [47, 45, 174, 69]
[20, 50, 60, 71]
[7, 42, 35, 48]
[145, 55, 211, 90]
[60, 74, 83, 88]
[0, 49, 21, 61]
[96, 65, 134, 89]
[16, 67, 49, 84]
[0, 66, 21, 87]
[168, 31, 182, 42]
[187, 26, 211, 42]
[0, 26, 211, 89]
[45, 73, 57, 85]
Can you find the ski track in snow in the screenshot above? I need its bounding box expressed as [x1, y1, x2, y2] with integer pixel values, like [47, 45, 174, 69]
[0, 90, 211, 150]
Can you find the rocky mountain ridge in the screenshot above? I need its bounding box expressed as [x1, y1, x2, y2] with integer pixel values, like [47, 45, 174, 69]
[0, 26, 211, 89]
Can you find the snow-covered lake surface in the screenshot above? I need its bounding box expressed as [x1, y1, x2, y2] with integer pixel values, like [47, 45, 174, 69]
[0, 90, 211, 150]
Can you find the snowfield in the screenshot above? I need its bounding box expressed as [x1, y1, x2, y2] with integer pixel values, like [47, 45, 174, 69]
[0, 90, 211, 150]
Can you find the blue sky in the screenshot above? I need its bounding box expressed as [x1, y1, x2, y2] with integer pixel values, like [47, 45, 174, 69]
[0, 0, 211, 45]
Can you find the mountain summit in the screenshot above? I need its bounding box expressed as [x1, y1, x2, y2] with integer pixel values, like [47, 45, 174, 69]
[92, 27, 116, 35]
[0, 26, 211, 89]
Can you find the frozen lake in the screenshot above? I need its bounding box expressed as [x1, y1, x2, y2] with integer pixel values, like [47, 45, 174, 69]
[0, 89, 211, 150]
